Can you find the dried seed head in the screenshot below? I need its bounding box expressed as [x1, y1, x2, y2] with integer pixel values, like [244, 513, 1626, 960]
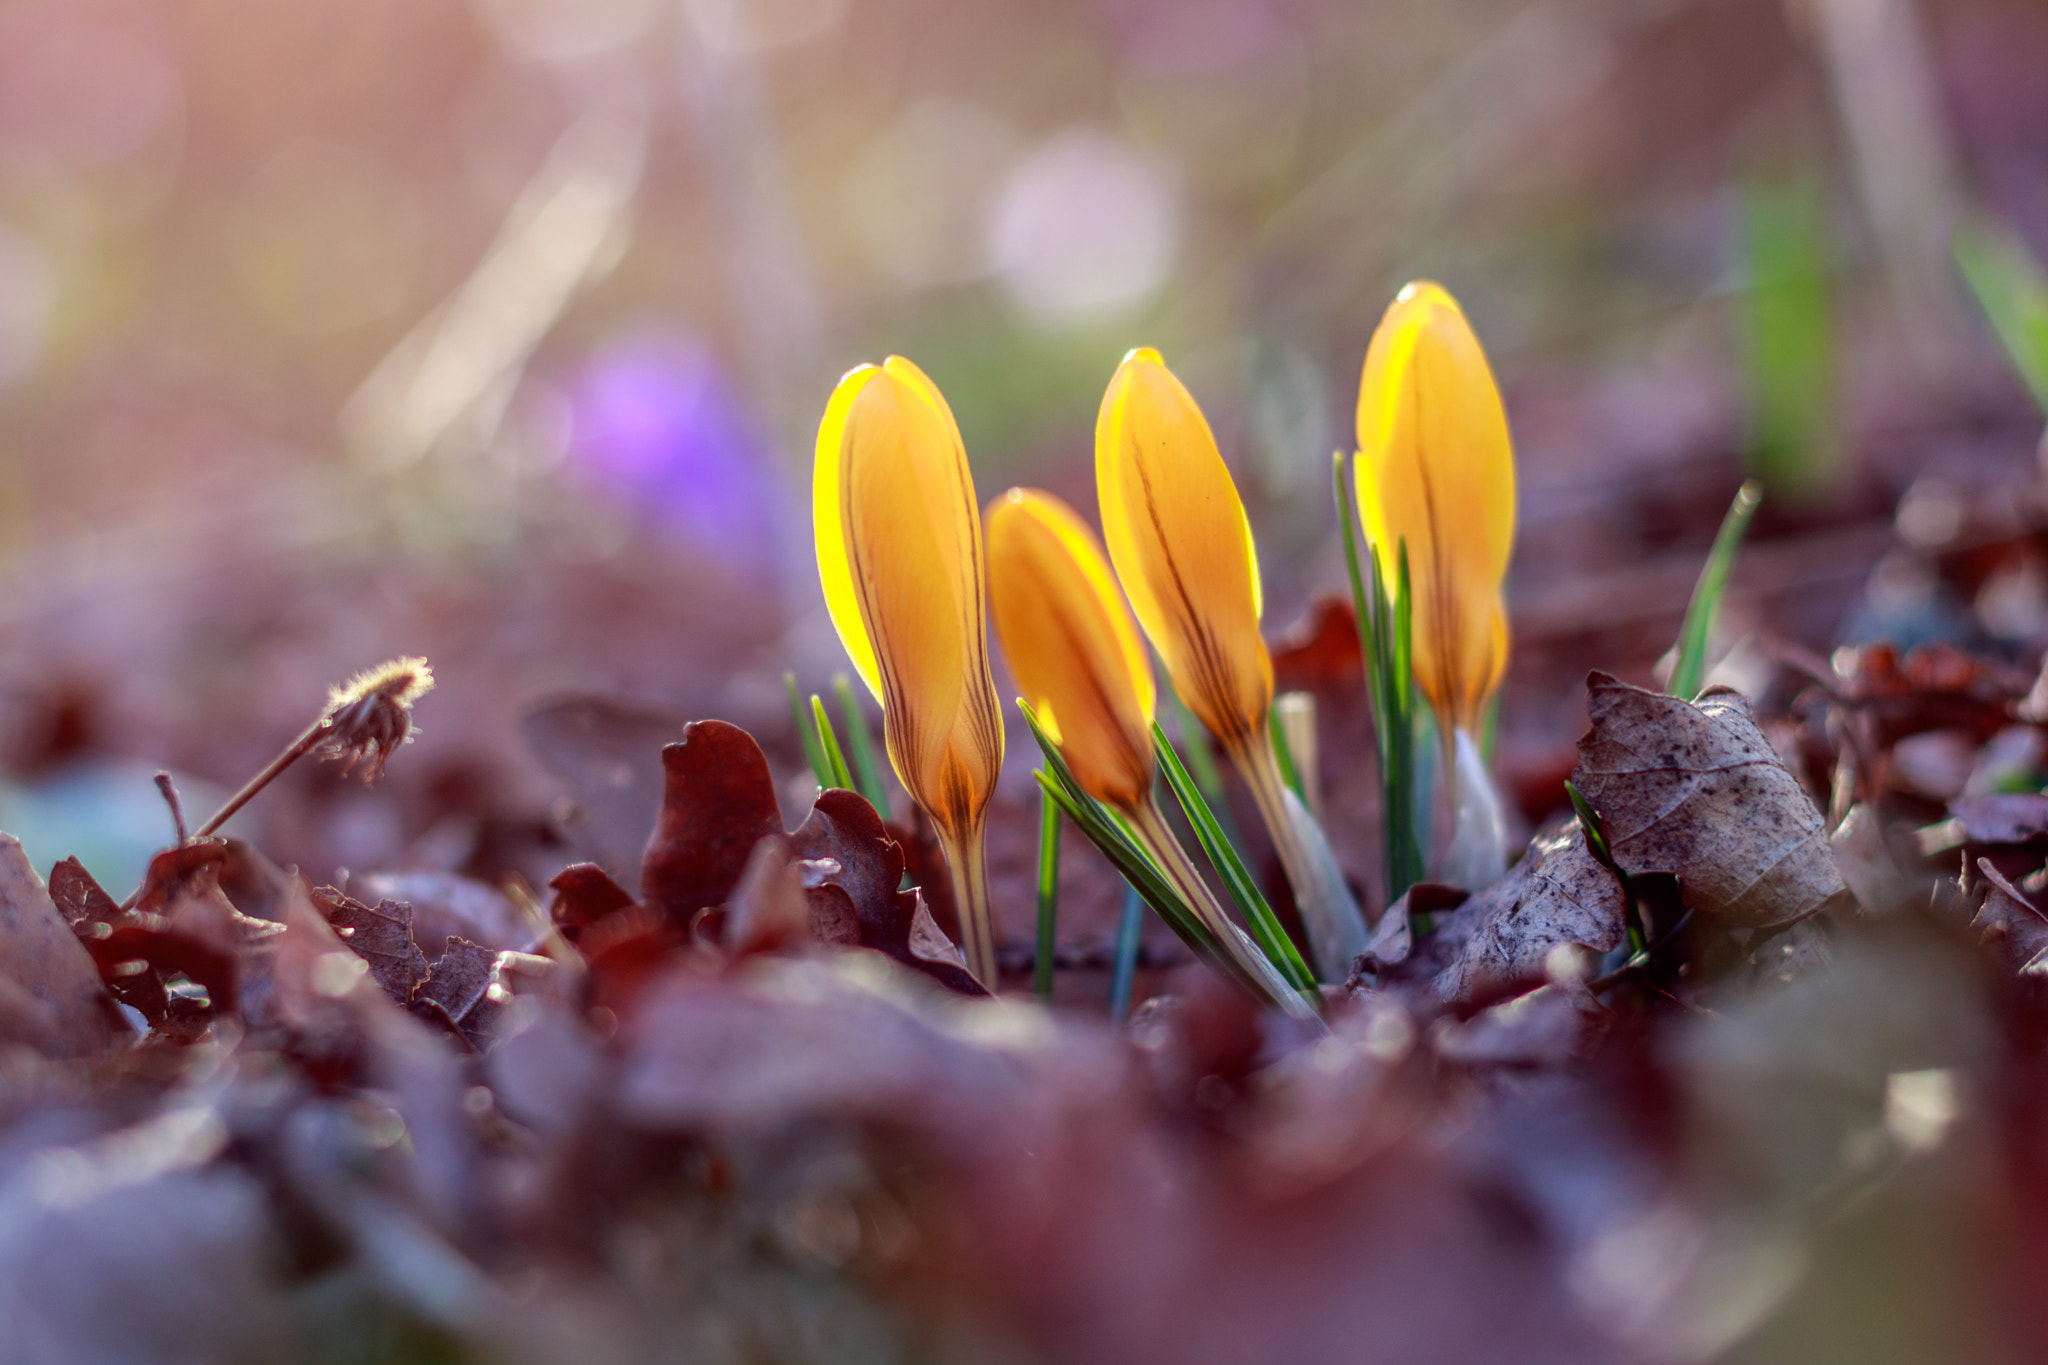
[317, 657, 434, 782]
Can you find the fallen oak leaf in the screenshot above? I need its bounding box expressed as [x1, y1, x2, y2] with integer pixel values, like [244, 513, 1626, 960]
[1573, 673, 1844, 928]
[547, 862, 637, 941]
[792, 788, 987, 996]
[723, 836, 810, 957]
[791, 790, 906, 941]
[640, 720, 784, 928]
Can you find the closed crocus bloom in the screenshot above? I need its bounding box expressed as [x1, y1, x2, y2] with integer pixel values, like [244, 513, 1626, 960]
[986, 489, 1154, 809]
[815, 357, 1005, 987]
[1355, 281, 1515, 888]
[990, 485, 1307, 1010]
[1096, 348, 1273, 746]
[1097, 349, 1366, 981]
[1354, 281, 1514, 733]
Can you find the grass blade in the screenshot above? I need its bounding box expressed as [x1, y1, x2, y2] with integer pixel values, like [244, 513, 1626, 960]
[1669, 480, 1762, 700]
[1162, 690, 1244, 849]
[1566, 778, 1644, 954]
[786, 672, 831, 788]
[1953, 215, 2048, 416]
[1335, 452, 1425, 908]
[1564, 779, 1613, 867]
[1334, 450, 1381, 710]
[1034, 780, 1061, 1000]
[1019, 702, 1295, 1011]
[1108, 884, 1142, 1020]
[810, 695, 857, 792]
[1737, 171, 1837, 501]
[833, 674, 891, 813]
[1152, 724, 1318, 994]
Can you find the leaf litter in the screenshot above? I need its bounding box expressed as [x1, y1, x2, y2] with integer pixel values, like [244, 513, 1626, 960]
[5, 553, 2048, 1364]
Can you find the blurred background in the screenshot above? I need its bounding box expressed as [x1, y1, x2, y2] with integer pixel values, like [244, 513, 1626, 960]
[0, 0, 2042, 908]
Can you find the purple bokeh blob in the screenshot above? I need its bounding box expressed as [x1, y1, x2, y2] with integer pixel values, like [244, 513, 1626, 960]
[565, 327, 783, 575]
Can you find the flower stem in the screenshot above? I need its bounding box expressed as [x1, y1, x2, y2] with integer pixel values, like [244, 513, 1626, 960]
[1228, 727, 1367, 981]
[1126, 796, 1315, 1017]
[939, 825, 1000, 992]
[1034, 783, 1060, 999]
[192, 717, 329, 841]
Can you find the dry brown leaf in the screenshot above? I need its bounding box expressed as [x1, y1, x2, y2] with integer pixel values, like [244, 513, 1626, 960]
[1574, 674, 1844, 928]
[724, 835, 809, 956]
[413, 936, 502, 1049]
[315, 888, 430, 1003]
[1433, 825, 1625, 1004]
[1973, 859, 2048, 978]
[0, 835, 112, 1055]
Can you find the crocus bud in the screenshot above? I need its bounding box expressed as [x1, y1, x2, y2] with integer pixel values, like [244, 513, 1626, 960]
[1098, 348, 1366, 980]
[1356, 281, 1516, 889]
[986, 488, 1155, 809]
[1354, 281, 1515, 734]
[1095, 347, 1274, 747]
[815, 357, 1006, 985]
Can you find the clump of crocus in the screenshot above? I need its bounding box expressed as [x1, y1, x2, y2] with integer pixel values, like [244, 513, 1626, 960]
[1355, 281, 1514, 889]
[986, 487, 1305, 1006]
[1096, 348, 1366, 979]
[815, 357, 1006, 988]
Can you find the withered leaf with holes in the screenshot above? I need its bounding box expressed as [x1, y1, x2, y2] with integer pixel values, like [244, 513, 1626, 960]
[1573, 674, 1844, 928]
[314, 887, 429, 1004]
[640, 720, 785, 927]
[412, 935, 502, 1050]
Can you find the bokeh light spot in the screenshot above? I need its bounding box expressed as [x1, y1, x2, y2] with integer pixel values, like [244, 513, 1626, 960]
[987, 129, 1178, 328]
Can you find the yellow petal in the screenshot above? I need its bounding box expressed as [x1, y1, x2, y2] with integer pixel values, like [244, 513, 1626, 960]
[1095, 347, 1273, 747]
[813, 356, 1003, 840]
[815, 364, 885, 699]
[986, 488, 1156, 808]
[1355, 281, 1516, 730]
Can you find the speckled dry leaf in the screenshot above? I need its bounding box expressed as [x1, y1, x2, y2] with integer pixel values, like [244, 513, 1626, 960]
[1433, 824, 1625, 1004]
[314, 887, 429, 1003]
[1574, 674, 1844, 928]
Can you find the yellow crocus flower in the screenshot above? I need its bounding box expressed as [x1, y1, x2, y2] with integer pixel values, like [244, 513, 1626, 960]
[1096, 349, 1366, 979]
[1354, 281, 1514, 733]
[815, 357, 1005, 987]
[986, 485, 1307, 1007]
[1096, 349, 1272, 747]
[1355, 281, 1514, 887]
[985, 489, 1154, 809]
